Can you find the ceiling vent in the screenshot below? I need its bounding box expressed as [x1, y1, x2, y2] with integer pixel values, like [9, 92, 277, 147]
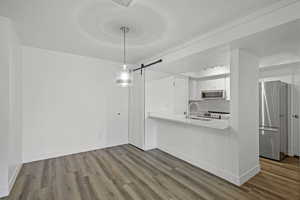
[112, 0, 133, 7]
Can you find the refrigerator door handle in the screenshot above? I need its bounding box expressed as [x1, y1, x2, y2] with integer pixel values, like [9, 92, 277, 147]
[259, 127, 279, 132]
[292, 114, 299, 119]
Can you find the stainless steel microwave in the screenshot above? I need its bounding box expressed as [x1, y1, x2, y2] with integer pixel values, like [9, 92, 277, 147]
[201, 90, 226, 100]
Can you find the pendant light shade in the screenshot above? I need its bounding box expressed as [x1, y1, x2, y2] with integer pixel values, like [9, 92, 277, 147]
[116, 26, 133, 87]
[116, 64, 133, 87]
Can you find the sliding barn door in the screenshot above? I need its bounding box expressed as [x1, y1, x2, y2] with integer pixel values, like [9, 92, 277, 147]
[128, 70, 145, 149]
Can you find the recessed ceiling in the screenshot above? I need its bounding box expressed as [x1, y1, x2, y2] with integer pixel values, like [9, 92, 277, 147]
[76, 1, 167, 48]
[0, 0, 281, 63]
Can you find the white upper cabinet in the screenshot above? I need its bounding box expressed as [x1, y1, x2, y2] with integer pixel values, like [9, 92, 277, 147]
[187, 66, 230, 101]
[189, 75, 230, 101]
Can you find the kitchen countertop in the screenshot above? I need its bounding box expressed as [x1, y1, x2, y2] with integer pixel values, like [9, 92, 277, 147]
[147, 112, 230, 130]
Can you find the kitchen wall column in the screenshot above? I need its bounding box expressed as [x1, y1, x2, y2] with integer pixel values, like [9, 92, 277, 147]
[230, 48, 260, 184]
[0, 17, 22, 198]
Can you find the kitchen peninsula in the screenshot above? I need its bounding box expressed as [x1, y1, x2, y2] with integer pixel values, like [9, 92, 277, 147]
[145, 66, 230, 129]
[140, 65, 239, 184]
[148, 112, 230, 129]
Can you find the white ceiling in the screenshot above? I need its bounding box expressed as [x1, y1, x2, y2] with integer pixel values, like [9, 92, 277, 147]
[0, 0, 281, 63]
[149, 19, 300, 75]
[232, 19, 300, 67]
[149, 46, 230, 75]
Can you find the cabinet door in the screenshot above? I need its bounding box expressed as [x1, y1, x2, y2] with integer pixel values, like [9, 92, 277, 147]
[259, 128, 280, 160]
[173, 77, 188, 115]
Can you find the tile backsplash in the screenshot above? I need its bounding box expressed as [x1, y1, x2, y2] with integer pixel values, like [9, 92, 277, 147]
[189, 100, 230, 114]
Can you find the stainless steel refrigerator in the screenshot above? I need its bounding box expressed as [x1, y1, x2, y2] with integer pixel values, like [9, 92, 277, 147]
[259, 81, 288, 161]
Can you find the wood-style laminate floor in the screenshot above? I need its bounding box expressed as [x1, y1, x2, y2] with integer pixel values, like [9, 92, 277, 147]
[2, 145, 300, 200]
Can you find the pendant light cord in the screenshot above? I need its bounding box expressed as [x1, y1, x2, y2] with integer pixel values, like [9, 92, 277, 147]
[123, 27, 126, 69]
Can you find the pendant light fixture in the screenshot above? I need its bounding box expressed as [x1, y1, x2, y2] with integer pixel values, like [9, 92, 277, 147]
[115, 26, 163, 87]
[116, 26, 133, 87]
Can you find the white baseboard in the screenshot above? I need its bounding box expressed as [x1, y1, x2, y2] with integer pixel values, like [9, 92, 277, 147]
[0, 187, 9, 199]
[3, 143, 129, 197]
[238, 164, 260, 186]
[9, 164, 23, 192]
[144, 145, 157, 151]
[288, 153, 294, 157]
[23, 142, 129, 163]
[157, 146, 261, 186]
[0, 164, 23, 198]
[157, 146, 241, 185]
[144, 147, 157, 151]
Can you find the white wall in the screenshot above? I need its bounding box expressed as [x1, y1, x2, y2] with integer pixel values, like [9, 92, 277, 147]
[22, 46, 129, 163]
[7, 17, 22, 191]
[146, 76, 174, 114]
[0, 16, 22, 198]
[230, 49, 259, 182]
[0, 16, 10, 197]
[145, 73, 188, 116]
